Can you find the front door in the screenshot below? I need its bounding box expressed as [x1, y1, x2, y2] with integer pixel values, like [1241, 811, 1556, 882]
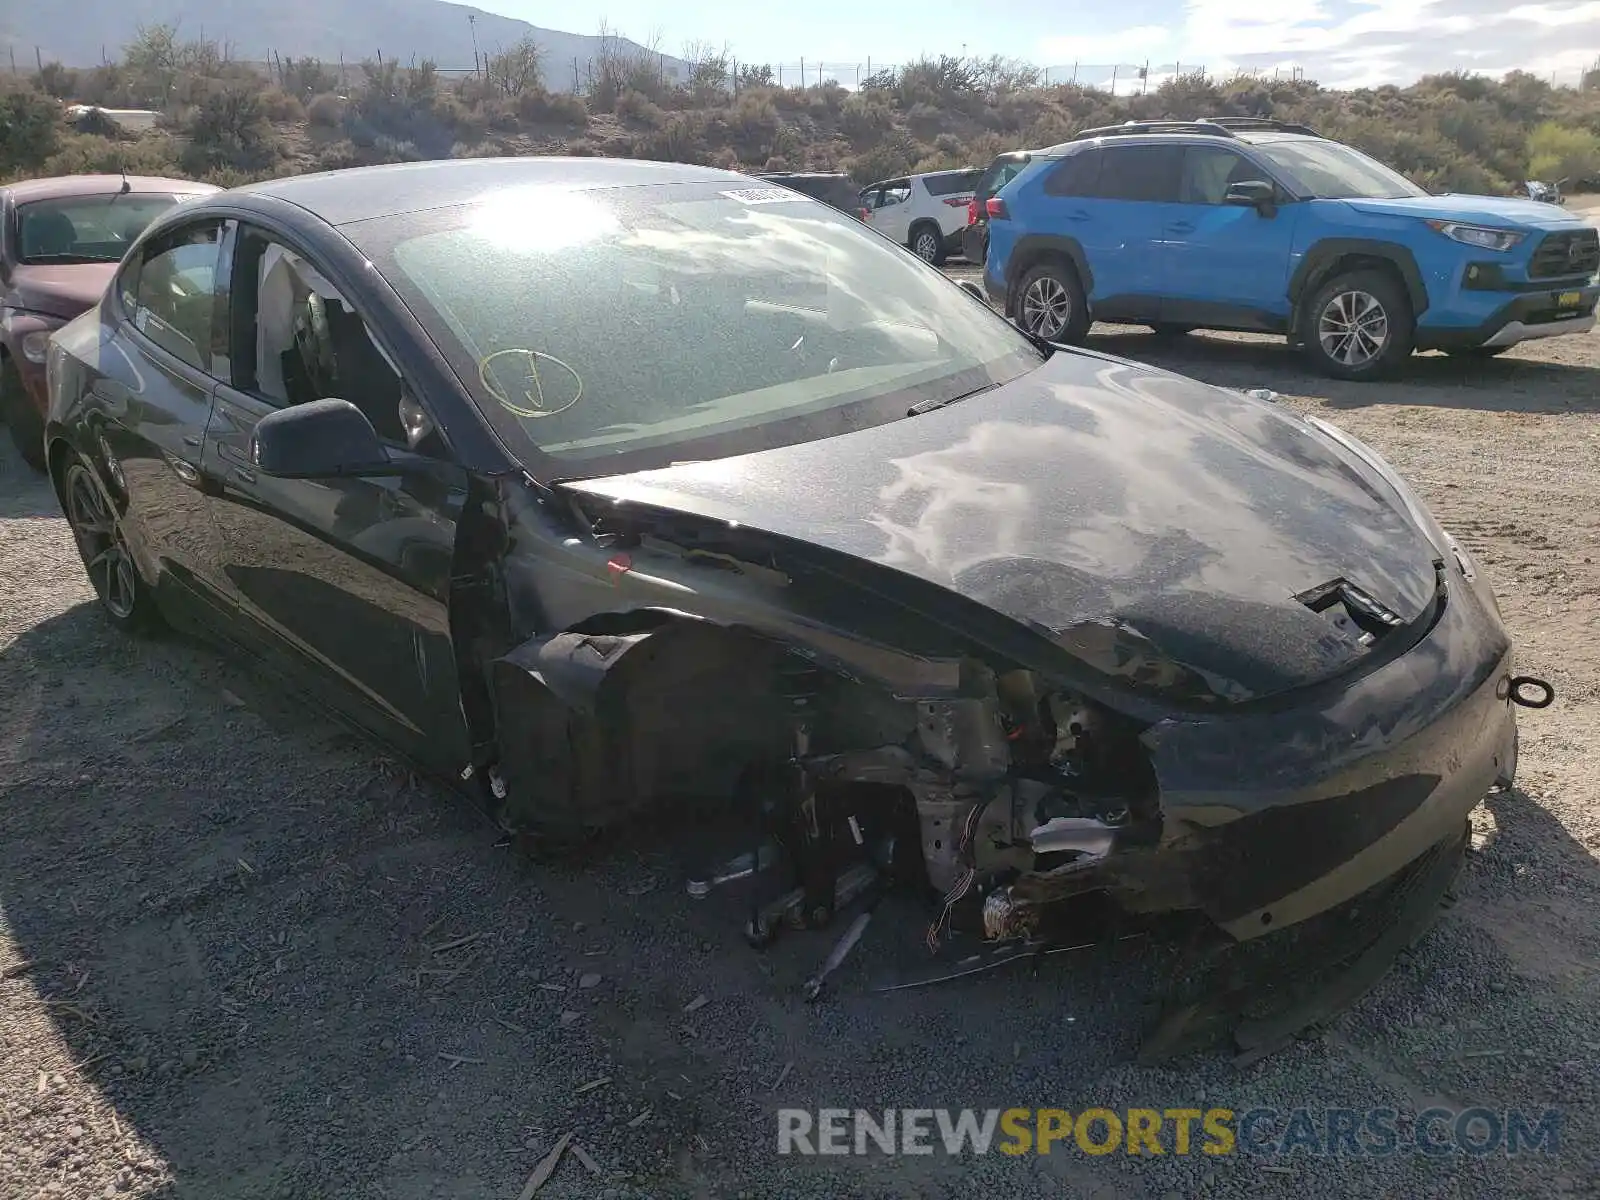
[1159, 144, 1300, 329]
[867, 178, 914, 243]
[97, 217, 233, 630]
[200, 222, 472, 773]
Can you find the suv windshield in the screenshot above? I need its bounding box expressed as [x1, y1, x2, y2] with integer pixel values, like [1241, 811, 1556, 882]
[374, 181, 1042, 477]
[15, 193, 189, 264]
[1251, 139, 1428, 200]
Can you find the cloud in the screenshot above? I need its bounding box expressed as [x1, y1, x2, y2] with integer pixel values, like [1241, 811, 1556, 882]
[1038, 0, 1600, 89]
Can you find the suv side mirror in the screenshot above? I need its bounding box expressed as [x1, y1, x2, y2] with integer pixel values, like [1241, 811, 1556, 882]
[252, 397, 397, 479]
[1225, 180, 1277, 212]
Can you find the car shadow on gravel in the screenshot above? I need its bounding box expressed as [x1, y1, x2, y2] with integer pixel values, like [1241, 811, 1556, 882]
[0, 603, 1186, 1199]
[3, 597, 1592, 1199]
[1087, 328, 1600, 415]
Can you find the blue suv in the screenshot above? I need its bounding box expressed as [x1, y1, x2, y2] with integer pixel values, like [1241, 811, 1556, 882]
[982, 118, 1600, 380]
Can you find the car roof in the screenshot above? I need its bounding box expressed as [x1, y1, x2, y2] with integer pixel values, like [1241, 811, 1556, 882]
[1038, 130, 1323, 156]
[231, 157, 760, 227]
[2, 175, 218, 202]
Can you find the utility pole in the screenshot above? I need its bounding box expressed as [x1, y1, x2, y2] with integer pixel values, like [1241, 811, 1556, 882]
[468, 13, 480, 76]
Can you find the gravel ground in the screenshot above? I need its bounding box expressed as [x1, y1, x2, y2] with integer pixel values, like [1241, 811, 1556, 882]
[3, 294, 1600, 1198]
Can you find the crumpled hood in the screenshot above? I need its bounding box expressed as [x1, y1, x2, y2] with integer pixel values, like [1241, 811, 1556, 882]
[1341, 193, 1589, 230]
[4, 263, 117, 321]
[560, 351, 1443, 703]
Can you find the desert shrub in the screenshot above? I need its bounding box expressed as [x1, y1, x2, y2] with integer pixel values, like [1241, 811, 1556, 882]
[306, 92, 344, 128]
[615, 89, 665, 126]
[257, 88, 305, 123]
[516, 88, 589, 127]
[0, 87, 62, 175]
[181, 88, 280, 173]
[840, 93, 894, 143]
[1529, 121, 1600, 184]
[41, 132, 184, 178]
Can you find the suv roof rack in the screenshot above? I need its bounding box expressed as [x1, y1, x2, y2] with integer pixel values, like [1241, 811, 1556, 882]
[1203, 116, 1321, 136]
[1068, 116, 1321, 142]
[1069, 120, 1238, 142]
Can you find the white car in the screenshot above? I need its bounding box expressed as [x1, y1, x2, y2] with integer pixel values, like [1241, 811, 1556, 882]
[859, 168, 983, 265]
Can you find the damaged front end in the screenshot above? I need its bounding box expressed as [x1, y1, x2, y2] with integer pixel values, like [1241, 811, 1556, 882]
[457, 473, 1542, 1063]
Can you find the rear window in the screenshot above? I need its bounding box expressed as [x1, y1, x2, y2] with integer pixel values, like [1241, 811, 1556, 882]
[15, 193, 192, 265]
[776, 177, 859, 212]
[977, 158, 1029, 198]
[373, 182, 1041, 477]
[922, 170, 983, 197]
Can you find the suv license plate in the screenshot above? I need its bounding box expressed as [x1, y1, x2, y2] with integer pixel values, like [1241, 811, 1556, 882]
[1557, 291, 1582, 307]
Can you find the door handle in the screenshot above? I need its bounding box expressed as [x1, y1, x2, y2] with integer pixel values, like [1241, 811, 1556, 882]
[1168, 220, 1195, 233]
[1066, 209, 1091, 222]
[233, 465, 257, 485]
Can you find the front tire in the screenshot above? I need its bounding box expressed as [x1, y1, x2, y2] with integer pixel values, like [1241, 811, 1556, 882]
[1, 357, 48, 472]
[1300, 269, 1415, 381]
[61, 460, 161, 632]
[909, 222, 947, 266]
[1013, 261, 1090, 345]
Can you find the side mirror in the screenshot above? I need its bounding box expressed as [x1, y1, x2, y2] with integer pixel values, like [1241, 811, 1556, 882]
[958, 279, 985, 302]
[253, 397, 395, 479]
[1224, 180, 1277, 212]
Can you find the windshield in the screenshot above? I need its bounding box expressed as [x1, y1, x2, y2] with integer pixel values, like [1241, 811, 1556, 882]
[1251, 139, 1428, 200]
[14, 193, 191, 264]
[374, 181, 1043, 477]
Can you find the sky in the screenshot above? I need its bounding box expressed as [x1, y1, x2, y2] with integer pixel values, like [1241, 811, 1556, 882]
[486, 0, 1600, 91]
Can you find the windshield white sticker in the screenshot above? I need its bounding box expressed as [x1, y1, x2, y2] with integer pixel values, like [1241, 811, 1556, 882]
[719, 187, 804, 205]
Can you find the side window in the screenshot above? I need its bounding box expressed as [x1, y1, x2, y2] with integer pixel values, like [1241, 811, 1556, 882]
[881, 182, 911, 206]
[115, 254, 142, 315]
[130, 222, 223, 372]
[1180, 146, 1259, 204]
[1044, 150, 1101, 197]
[229, 227, 426, 450]
[1093, 146, 1181, 203]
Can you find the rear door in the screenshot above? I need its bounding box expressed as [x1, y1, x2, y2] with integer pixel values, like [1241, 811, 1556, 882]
[1159, 143, 1300, 328]
[867, 178, 914, 243]
[200, 219, 472, 773]
[1029, 144, 1178, 318]
[921, 169, 983, 237]
[1076, 144, 1181, 319]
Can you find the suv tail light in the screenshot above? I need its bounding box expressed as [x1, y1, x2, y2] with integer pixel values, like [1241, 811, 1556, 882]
[966, 198, 979, 225]
[943, 196, 970, 207]
[986, 197, 1009, 220]
[858, 206, 870, 221]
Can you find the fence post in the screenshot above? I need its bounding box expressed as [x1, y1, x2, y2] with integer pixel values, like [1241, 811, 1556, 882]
[800, 56, 805, 88]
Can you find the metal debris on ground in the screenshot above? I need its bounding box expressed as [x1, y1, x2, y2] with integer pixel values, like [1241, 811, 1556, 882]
[574, 1076, 611, 1095]
[569, 1142, 600, 1174]
[682, 994, 709, 1014]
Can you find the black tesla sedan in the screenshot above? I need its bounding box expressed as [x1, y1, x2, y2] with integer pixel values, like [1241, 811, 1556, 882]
[43, 157, 1542, 1057]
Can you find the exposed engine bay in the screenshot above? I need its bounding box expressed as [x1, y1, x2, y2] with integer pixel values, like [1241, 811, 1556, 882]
[486, 612, 1161, 960]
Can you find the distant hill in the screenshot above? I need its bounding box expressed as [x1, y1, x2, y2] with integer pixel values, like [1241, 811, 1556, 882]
[0, 0, 688, 87]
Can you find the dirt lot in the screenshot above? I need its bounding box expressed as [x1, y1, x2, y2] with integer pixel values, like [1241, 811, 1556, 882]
[4, 299, 1600, 1198]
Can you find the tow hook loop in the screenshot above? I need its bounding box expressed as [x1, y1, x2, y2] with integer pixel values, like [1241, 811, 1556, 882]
[1509, 676, 1555, 709]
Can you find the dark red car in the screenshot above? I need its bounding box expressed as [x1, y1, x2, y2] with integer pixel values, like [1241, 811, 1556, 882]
[1, 174, 216, 468]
